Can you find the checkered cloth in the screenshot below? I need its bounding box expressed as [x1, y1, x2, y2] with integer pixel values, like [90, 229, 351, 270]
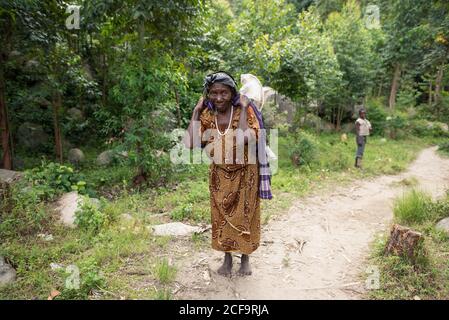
[248, 101, 273, 200]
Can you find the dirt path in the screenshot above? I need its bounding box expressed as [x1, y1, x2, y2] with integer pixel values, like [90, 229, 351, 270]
[173, 147, 449, 300]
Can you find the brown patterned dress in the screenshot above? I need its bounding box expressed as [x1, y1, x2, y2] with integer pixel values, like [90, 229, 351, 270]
[200, 106, 261, 255]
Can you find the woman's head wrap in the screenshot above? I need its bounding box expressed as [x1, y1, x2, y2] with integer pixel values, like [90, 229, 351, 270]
[203, 71, 238, 96]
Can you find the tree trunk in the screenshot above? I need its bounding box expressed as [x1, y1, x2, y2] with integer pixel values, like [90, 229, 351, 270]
[428, 81, 433, 107]
[0, 55, 12, 170]
[174, 86, 181, 127]
[101, 52, 108, 108]
[385, 224, 423, 263]
[389, 64, 401, 109]
[0, 16, 12, 170]
[52, 91, 63, 163]
[434, 63, 444, 105]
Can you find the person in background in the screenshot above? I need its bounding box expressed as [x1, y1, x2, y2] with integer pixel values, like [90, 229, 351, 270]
[355, 108, 372, 168]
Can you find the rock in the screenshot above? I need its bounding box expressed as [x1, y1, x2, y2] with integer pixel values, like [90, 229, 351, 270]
[67, 148, 85, 166]
[96, 150, 114, 166]
[37, 233, 54, 241]
[66, 108, 84, 121]
[17, 122, 49, 150]
[53, 192, 100, 228]
[120, 213, 134, 221]
[151, 222, 203, 237]
[0, 169, 23, 185]
[0, 169, 23, 204]
[0, 256, 16, 286]
[340, 133, 348, 142]
[436, 217, 449, 234]
[25, 59, 39, 69]
[50, 263, 64, 271]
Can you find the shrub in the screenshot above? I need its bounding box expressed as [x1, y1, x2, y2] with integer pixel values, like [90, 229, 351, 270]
[366, 98, 388, 136]
[439, 141, 449, 154]
[385, 114, 408, 139]
[74, 197, 109, 232]
[25, 161, 87, 200]
[288, 130, 318, 167]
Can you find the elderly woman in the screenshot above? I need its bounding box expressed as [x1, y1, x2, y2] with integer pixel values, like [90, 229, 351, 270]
[184, 71, 270, 276]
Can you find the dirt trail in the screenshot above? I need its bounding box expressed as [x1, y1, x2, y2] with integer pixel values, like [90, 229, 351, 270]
[174, 147, 449, 300]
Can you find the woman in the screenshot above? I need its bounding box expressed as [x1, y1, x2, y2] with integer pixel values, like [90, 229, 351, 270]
[183, 71, 263, 276]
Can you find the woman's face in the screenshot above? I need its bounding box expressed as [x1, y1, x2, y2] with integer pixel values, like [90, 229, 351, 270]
[208, 83, 233, 113]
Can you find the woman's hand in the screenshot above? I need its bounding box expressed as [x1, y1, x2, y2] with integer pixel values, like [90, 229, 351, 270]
[239, 94, 250, 109]
[194, 96, 206, 113]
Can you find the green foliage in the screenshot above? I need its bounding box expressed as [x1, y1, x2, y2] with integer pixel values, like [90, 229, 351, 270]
[25, 161, 86, 200]
[366, 98, 388, 136]
[439, 141, 449, 154]
[74, 197, 109, 233]
[385, 114, 408, 139]
[393, 190, 434, 224]
[153, 258, 177, 284]
[288, 130, 319, 166]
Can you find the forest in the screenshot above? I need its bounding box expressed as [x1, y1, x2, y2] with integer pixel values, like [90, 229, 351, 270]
[0, 0, 449, 300]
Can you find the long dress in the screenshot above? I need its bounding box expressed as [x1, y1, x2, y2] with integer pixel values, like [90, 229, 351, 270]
[200, 106, 261, 255]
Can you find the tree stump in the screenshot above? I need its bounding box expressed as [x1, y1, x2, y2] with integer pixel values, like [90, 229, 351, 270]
[384, 224, 423, 262]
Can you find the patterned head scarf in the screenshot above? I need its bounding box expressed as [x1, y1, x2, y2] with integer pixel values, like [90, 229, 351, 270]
[203, 71, 239, 106]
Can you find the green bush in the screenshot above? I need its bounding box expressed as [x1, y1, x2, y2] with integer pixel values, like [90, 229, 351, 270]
[366, 98, 388, 136]
[74, 197, 109, 233]
[439, 141, 449, 154]
[288, 130, 318, 167]
[385, 114, 408, 139]
[410, 119, 449, 138]
[25, 161, 87, 200]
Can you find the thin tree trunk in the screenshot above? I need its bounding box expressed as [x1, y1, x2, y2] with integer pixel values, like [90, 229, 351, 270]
[0, 61, 12, 170]
[377, 82, 383, 97]
[434, 63, 444, 105]
[0, 15, 12, 170]
[174, 86, 181, 127]
[101, 52, 107, 107]
[428, 81, 433, 107]
[389, 63, 401, 109]
[53, 91, 63, 163]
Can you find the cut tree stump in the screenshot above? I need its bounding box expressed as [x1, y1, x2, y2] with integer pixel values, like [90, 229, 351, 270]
[384, 224, 423, 262]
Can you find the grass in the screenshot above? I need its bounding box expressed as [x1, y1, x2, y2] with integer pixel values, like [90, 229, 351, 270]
[393, 190, 433, 224]
[0, 131, 437, 300]
[367, 190, 449, 300]
[152, 258, 177, 284]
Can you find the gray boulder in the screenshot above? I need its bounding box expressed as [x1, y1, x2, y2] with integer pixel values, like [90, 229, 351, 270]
[96, 150, 114, 166]
[17, 122, 49, 150]
[0, 169, 23, 185]
[53, 192, 100, 228]
[67, 148, 85, 166]
[0, 256, 16, 287]
[151, 222, 203, 237]
[436, 218, 449, 234]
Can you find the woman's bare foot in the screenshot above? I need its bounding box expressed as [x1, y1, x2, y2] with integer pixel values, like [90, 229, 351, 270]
[217, 252, 233, 276]
[237, 254, 252, 276]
